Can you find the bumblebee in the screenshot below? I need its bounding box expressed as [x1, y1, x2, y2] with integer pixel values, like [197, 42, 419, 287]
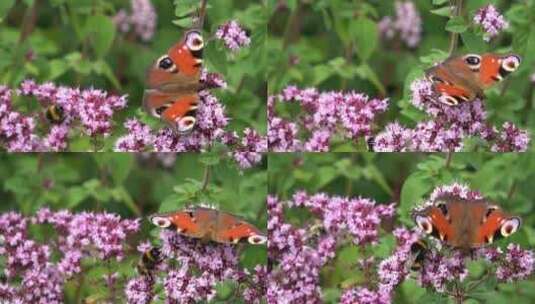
[45, 104, 65, 124]
[137, 246, 163, 276]
[410, 239, 428, 271]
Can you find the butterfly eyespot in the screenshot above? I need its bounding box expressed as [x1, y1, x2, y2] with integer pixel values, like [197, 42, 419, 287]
[248, 235, 267, 245]
[158, 56, 174, 70]
[415, 215, 433, 234]
[439, 95, 459, 106]
[500, 217, 521, 237]
[186, 31, 204, 51]
[501, 55, 521, 72]
[151, 216, 172, 228]
[464, 54, 481, 69]
[177, 116, 196, 133]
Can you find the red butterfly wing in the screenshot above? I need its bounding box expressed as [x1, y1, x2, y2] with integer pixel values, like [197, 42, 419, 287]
[150, 209, 206, 239]
[214, 212, 267, 245]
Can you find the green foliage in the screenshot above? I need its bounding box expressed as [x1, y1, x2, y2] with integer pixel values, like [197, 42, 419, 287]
[268, 153, 535, 303]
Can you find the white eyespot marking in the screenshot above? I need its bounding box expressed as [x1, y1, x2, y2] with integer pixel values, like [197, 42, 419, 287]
[177, 116, 196, 133]
[185, 31, 204, 51]
[151, 216, 172, 228]
[500, 217, 521, 237]
[415, 215, 433, 234]
[464, 54, 482, 71]
[248, 234, 267, 245]
[439, 95, 459, 106]
[502, 55, 521, 72]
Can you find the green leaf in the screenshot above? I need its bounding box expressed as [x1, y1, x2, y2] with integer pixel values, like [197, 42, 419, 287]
[93, 60, 121, 89]
[445, 16, 468, 33]
[430, 6, 453, 17]
[461, 32, 488, 53]
[350, 17, 378, 61]
[399, 172, 433, 221]
[432, 0, 449, 5]
[84, 15, 116, 58]
[356, 64, 386, 96]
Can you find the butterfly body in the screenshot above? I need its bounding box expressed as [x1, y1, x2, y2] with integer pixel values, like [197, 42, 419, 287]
[144, 30, 205, 133]
[150, 206, 267, 245]
[426, 53, 521, 106]
[412, 196, 520, 251]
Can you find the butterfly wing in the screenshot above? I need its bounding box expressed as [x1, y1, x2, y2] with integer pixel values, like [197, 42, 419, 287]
[478, 53, 521, 89]
[426, 57, 481, 105]
[413, 201, 454, 245]
[426, 53, 521, 105]
[143, 91, 199, 133]
[144, 30, 204, 132]
[213, 211, 267, 245]
[150, 208, 210, 239]
[145, 30, 204, 91]
[476, 205, 521, 245]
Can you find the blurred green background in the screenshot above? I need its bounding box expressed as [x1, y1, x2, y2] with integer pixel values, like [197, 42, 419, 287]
[268, 152, 535, 303]
[267, 0, 535, 151]
[0, 152, 267, 302]
[0, 0, 266, 149]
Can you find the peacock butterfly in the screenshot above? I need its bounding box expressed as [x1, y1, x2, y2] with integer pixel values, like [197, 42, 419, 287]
[143, 30, 205, 134]
[149, 206, 267, 245]
[412, 195, 521, 251]
[426, 53, 521, 106]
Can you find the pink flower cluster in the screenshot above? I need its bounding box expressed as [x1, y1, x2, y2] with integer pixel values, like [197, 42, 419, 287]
[378, 1, 422, 48]
[473, 4, 509, 42]
[0, 80, 127, 151]
[216, 20, 251, 51]
[124, 230, 265, 303]
[268, 193, 394, 303]
[341, 227, 420, 304]
[372, 79, 530, 152]
[0, 209, 139, 303]
[114, 0, 157, 42]
[269, 86, 388, 152]
[114, 115, 266, 169]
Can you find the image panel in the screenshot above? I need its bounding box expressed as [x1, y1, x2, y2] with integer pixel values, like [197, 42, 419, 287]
[0, 153, 267, 303]
[0, 0, 266, 153]
[267, 1, 533, 152]
[268, 152, 535, 303]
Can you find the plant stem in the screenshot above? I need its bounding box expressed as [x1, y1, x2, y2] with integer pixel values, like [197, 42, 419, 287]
[201, 165, 211, 192]
[507, 180, 517, 200]
[448, 0, 464, 56]
[282, 0, 303, 49]
[197, 0, 208, 29]
[445, 151, 453, 168]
